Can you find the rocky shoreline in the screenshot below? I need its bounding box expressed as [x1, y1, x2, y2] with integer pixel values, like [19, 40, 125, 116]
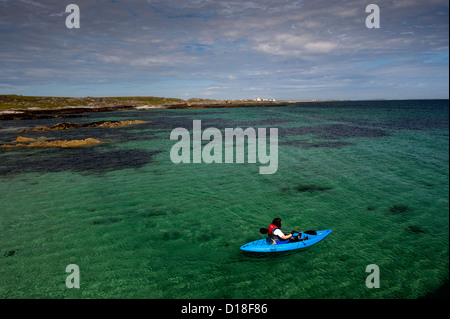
[0, 95, 288, 149]
[0, 105, 137, 121]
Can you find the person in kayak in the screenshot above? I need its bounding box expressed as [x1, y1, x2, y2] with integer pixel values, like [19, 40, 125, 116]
[267, 218, 308, 245]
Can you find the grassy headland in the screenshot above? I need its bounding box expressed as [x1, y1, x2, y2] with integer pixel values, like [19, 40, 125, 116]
[0, 95, 289, 120]
[0, 95, 186, 110]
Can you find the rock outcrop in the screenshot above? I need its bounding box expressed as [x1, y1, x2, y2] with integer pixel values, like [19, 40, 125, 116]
[1, 137, 103, 149]
[13, 136, 39, 143]
[1, 120, 147, 149]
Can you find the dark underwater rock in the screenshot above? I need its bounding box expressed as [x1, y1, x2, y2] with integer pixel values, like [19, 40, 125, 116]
[19, 120, 147, 133]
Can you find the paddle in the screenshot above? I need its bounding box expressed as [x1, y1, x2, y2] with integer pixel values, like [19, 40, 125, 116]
[294, 230, 317, 236]
[259, 228, 317, 235]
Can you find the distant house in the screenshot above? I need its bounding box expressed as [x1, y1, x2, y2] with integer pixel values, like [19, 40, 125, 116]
[253, 97, 276, 102]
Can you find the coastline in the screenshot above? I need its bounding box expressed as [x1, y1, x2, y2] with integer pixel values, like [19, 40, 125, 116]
[0, 95, 289, 120]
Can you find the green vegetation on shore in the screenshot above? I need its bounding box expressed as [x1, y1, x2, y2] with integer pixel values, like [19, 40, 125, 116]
[0, 94, 289, 112]
[0, 94, 187, 110]
[0, 95, 291, 120]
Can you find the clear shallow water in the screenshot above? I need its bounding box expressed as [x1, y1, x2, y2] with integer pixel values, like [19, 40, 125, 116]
[0, 100, 448, 299]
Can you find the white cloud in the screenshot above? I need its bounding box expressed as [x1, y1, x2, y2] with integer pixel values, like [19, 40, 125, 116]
[19, 0, 46, 8]
[305, 41, 338, 53]
[253, 33, 338, 56]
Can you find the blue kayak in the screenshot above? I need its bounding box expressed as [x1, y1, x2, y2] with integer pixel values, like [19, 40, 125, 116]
[240, 230, 332, 253]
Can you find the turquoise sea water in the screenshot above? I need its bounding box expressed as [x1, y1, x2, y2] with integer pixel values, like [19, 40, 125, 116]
[0, 100, 448, 299]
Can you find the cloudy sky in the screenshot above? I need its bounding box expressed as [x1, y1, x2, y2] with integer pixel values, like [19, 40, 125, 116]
[0, 0, 448, 100]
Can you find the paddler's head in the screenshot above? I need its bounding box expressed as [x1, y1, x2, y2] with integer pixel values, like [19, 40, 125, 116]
[272, 218, 282, 228]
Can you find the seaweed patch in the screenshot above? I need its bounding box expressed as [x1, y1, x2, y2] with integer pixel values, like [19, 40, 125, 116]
[280, 139, 356, 148]
[282, 184, 332, 193]
[406, 225, 426, 233]
[0, 148, 160, 176]
[148, 210, 168, 217]
[280, 124, 389, 140]
[4, 250, 16, 257]
[387, 205, 412, 215]
[92, 217, 122, 225]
